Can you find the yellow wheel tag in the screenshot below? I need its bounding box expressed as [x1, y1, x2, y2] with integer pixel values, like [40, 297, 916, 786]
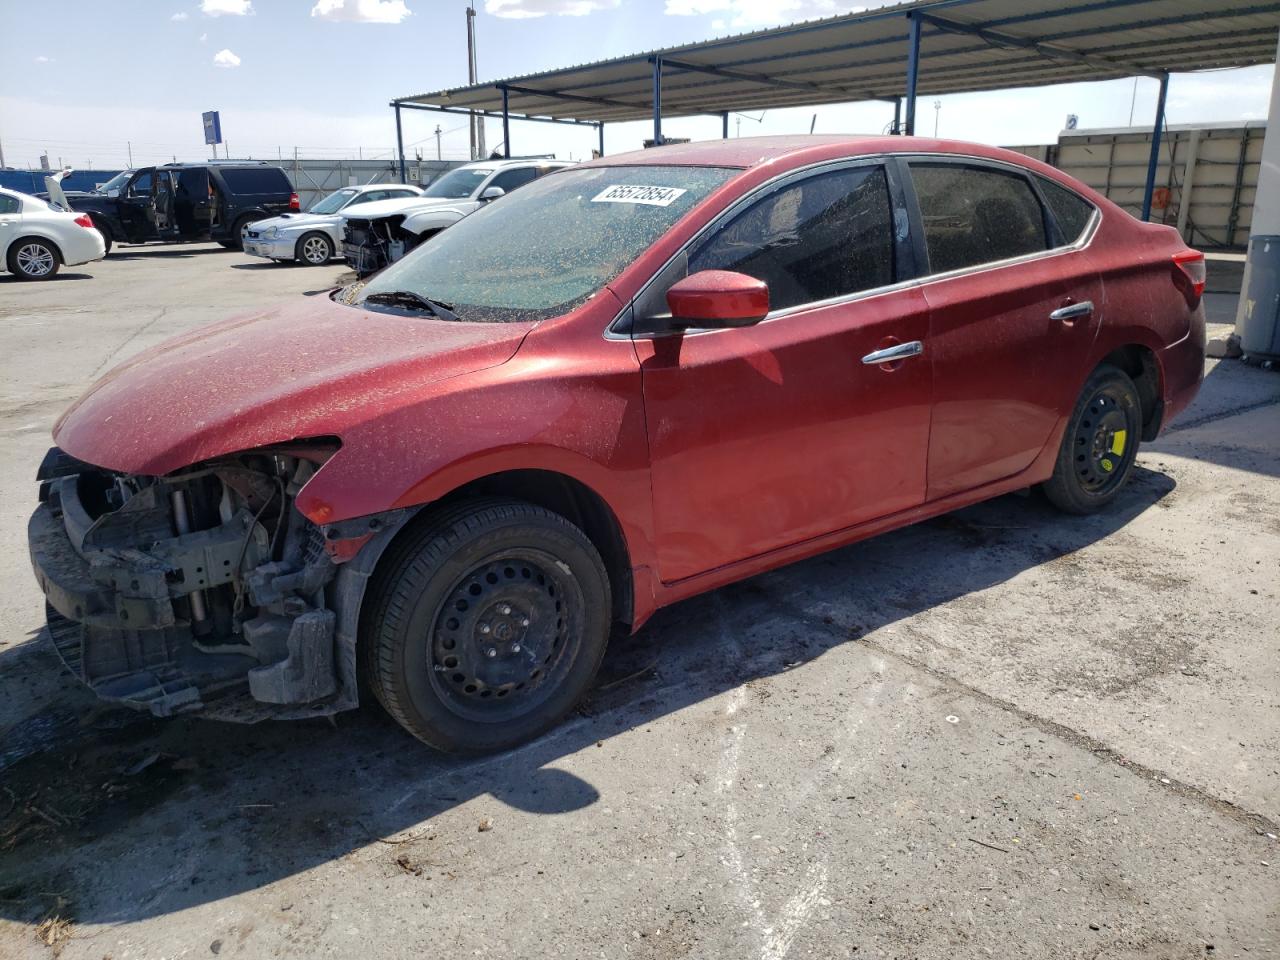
[1100, 458, 1114, 473]
[1109, 429, 1127, 456]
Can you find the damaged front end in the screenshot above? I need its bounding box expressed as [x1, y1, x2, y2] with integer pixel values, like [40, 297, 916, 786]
[28, 443, 399, 722]
[343, 214, 413, 277]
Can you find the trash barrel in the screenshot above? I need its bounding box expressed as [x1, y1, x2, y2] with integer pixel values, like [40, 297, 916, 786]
[1238, 234, 1280, 361]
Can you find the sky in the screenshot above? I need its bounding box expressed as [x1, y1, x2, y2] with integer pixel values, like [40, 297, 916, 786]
[0, 0, 1274, 171]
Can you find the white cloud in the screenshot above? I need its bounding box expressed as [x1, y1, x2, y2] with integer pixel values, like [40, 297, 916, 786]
[171, 11, 189, 20]
[201, 0, 253, 16]
[34, 55, 54, 63]
[199, 32, 208, 42]
[311, 0, 411, 23]
[212, 48, 242, 68]
[664, 0, 862, 28]
[486, 0, 619, 19]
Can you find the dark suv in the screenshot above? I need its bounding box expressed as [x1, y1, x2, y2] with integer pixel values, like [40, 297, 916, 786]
[68, 161, 298, 254]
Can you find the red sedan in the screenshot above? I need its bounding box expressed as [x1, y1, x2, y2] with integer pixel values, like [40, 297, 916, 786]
[29, 136, 1206, 752]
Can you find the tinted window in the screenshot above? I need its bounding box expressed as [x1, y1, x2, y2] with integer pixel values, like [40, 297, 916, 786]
[218, 167, 291, 195]
[127, 172, 152, 196]
[489, 167, 538, 193]
[386, 189, 418, 199]
[0, 194, 19, 214]
[690, 165, 894, 311]
[1037, 176, 1095, 245]
[176, 168, 208, 198]
[912, 164, 1047, 273]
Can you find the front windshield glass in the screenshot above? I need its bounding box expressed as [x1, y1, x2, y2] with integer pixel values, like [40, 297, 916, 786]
[422, 167, 494, 199]
[354, 165, 736, 323]
[96, 171, 133, 194]
[310, 187, 359, 214]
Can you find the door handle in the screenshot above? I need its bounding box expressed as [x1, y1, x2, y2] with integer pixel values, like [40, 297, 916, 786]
[862, 340, 924, 365]
[1049, 300, 1094, 321]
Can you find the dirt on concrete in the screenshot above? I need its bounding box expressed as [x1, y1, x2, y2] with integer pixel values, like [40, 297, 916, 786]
[0, 244, 1277, 959]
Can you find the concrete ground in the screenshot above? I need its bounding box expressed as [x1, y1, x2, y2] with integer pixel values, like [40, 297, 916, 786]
[0, 243, 1277, 960]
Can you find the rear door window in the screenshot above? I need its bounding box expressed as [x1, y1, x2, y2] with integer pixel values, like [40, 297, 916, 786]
[488, 167, 538, 194]
[689, 164, 896, 311]
[910, 163, 1048, 274]
[219, 167, 291, 195]
[1036, 176, 1096, 245]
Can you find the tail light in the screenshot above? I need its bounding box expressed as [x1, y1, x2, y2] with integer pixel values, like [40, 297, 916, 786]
[1172, 249, 1206, 299]
[73, 214, 95, 229]
[289, 192, 301, 211]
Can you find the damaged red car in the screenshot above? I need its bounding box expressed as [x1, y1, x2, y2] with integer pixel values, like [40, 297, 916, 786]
[29, 136, 1206, 753]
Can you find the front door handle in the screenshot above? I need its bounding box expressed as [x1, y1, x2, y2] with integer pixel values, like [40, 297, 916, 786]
[862, 340, 924, 365]
[1049, 300, 1094, 322]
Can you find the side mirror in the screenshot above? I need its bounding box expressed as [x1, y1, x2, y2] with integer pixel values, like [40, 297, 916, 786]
[480, 186, 505, 201]
[666, 270, 769, 329]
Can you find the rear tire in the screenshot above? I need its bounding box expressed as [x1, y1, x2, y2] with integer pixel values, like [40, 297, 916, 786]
[7, 238, 61, 280]
[362, 499, 611, 753]
[1040, 363, 1142, 514]
[89, 218, 113, 256]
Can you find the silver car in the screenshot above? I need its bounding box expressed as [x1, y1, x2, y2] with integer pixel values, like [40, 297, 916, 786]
[242, 183, 424, 266]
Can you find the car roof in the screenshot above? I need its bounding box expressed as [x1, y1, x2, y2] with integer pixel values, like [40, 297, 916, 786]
[454, 158, 574, 171]
[154, 161, 285, 170]
[580, 135, 1044, 173]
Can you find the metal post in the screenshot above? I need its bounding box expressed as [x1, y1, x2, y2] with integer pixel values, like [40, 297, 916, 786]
[1141, 72, 1169, 222]
[598, 122, 605, 158]
[501, 86, 511, 159]
[394, 103, 406, 182]
[904, 13, 921, 136]
[722, 112, 729, 139]
[652, 56, 663, 146]
[892, 98, 902, 135]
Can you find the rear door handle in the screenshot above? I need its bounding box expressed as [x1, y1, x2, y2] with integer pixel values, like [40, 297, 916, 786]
[1049, 300, 1094, 321]
[861, 340, 924, 365]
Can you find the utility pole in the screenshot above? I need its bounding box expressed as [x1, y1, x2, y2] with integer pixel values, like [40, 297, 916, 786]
[0, 134, 6, 169]
[933, 100, 941, 137]
[466, 3, 485, 160]
[435, 124, 443, 160]
[127, 141, 133, 167]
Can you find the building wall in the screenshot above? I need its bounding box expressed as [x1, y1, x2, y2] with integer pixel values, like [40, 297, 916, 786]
[1009, 122, 1265, 249]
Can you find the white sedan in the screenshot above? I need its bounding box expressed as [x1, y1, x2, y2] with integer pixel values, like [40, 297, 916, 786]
[242, 183, 424, 266]
[0, 187, 106, 281]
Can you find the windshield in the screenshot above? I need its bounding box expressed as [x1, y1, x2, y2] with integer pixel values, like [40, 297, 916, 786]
[310, 187, 359, 214]
[96, 170, 133, 194]
[354, 165, 736, 323]
[422, 167, 494, 199]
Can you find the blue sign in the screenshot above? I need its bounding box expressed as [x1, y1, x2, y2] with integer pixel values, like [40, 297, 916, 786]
[202, 111, 222, 146]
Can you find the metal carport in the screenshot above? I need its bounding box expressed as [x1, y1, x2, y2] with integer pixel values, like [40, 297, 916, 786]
[392, 0, 1279, 221]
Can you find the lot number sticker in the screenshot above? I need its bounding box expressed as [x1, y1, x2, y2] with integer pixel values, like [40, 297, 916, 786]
[592, 184, 688, 206]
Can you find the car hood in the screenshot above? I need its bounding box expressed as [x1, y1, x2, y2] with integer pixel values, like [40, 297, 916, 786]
[341, 196, 471, 220]
[251, 211, 341, 232]
[54, 296, 530, 477]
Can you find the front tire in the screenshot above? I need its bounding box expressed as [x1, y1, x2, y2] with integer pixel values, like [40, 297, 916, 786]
[222, 215, 255, 251]
[296, 231, 333, 266]
[362, 499, 611, 753]
[1041, 363, 1142, 514]
[7, 238, 61, 280]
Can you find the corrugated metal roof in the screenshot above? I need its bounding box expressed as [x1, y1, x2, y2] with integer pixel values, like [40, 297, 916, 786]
[396, 0, 1280, 124]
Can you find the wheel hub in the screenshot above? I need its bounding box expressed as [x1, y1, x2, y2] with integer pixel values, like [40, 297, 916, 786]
[431, 557, 569, 714]
[1073, 391, 1130, 491]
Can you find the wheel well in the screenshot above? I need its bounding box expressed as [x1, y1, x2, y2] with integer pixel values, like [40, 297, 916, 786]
[442, 470, 634, 629]
[7, 235, 63, 263]
[1100, 345, 1162, 441]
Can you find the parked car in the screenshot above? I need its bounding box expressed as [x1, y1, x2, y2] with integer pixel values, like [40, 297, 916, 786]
[0, 186, 106, 280]
[242, 183, 425, 266]
[28, 136, 1206, 753]
[66, 161, 298, 254]
[341, 157, 573, 275]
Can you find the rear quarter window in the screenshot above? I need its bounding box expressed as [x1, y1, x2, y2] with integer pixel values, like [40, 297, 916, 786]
[218, 167, 292, 195]
[0, 194, 19, 214]
[911, 163, 1048, 274]
[1037, 176, 1097, 245]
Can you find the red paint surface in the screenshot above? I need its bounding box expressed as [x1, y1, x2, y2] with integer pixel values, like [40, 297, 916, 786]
[52, 137, 1205, 631]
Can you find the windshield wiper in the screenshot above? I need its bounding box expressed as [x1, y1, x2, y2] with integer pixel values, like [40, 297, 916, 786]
[361, 290, 460, 321]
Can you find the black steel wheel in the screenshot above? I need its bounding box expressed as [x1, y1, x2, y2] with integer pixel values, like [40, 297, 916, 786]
[1041, 363, 1142, 514]
[362, 499, 611, 753]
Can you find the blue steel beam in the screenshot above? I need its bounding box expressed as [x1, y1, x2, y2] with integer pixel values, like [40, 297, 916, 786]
[1142, 72, 1170, 222]
[653, 56, 664, 145]
[393, 100, 600, 128]
[501, 85, 511, 158]
[394, 103, 406, 182]
[904, 13, 921, 136]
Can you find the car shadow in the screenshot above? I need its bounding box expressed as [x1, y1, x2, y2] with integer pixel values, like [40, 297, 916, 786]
[0, 272, 95, 283]
[0, 469, 1174, 926]
[229, 261, 295, 270]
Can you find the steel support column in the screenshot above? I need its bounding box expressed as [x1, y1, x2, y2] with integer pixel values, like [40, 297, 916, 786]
[652, 56, 664, 146]
[892, 98, 902, 135]
[1141, 72, 1170, 222]
[501, 86, 511, 158]
[722, 111, 730, 139]
[394, 103, 406, 182]
[904, 13, 921, 136]
[598, 122, 605, 157]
